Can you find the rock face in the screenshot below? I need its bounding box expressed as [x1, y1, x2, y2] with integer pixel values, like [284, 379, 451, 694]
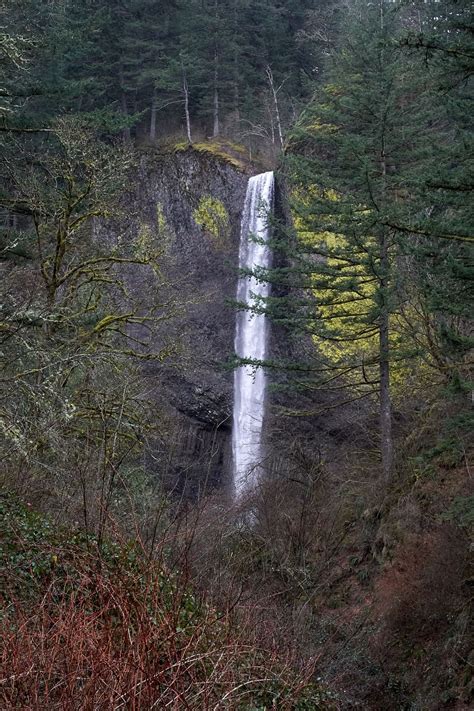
[110, 147, 250, 497]
[101, 147, 366, 500]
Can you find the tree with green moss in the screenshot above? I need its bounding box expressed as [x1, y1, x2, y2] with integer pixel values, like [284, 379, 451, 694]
[0, 118, 173, 535]
[264, 0, 460, 481]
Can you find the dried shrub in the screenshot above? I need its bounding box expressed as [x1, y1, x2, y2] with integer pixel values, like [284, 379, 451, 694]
[369, 525, 472, 707]
[0, 496, 335, 710]
[374, 527, 468, 637]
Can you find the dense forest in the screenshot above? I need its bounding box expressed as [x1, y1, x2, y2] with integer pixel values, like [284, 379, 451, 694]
[1, 1, 473, 709]
[1, 0, 334, 144]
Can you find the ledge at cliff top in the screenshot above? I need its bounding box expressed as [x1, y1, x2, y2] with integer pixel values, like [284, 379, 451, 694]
[147, 137, 274, 176]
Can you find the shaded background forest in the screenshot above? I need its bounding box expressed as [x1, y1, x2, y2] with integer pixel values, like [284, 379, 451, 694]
[1, 0, 336, 148]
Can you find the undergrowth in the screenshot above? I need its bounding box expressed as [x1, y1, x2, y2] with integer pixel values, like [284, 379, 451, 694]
[0, 495, 335, 710]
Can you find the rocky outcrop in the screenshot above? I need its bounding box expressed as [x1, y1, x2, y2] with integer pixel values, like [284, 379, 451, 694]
[107, 145, 250, 497]
[102, 145, 363, 500]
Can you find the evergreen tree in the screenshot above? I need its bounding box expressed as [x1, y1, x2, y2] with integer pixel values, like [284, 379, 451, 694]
[27, 0, 328, 143]
[271, 0, 441, 480]
[396, 0, 474, 393]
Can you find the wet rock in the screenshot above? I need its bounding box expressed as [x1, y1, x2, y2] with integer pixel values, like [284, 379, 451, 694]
[104, 147, 249, 498]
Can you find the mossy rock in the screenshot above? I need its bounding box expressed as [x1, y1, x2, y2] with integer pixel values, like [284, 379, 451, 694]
[193, 195, 231, 246]
[172, 139, 247, 171]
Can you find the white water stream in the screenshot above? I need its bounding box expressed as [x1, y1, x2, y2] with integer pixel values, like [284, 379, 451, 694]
[232, 171, 274, 498]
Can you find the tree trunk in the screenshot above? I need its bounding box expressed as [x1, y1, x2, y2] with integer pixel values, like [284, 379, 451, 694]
[119, 66, 131, 143]
[150, 88, 157, 141]
[379, 242, 393, 482]
[231, 81, 240, 132]
[231, 3, 241, 133]
[213, 50, 220, 137]
[121, 92, 131, 142]
[379, 123, 393, 481]
[378, 0, 393, 482]
[266, 65, 284, 149]
[182, 70, 192, 144]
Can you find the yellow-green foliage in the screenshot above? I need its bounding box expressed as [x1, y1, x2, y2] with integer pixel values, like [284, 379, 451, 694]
[313, 233, 432, 401]
[293, 186, 431, 402]
[156, 203, 167, 234]
[134, 221, 162, 272]
[193, 195, 230, 246]
[313, 229, 379, 367]
[155, 202, 174, 247]
[306, 118, 339, 136]
[294, 186, 377, 367]
[135, 222, 154, 260]
[133, 204, 174, 263]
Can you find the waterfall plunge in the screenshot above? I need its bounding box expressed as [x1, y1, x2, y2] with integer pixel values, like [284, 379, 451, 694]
[232, 171, 274, 499]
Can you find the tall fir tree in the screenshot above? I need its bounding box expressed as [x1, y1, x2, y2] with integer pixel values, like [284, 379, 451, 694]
[396, 0, 474, 394]
[270, 0, 446, 480]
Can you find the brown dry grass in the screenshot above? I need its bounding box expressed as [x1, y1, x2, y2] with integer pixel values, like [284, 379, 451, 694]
[0, 497, 334, 710]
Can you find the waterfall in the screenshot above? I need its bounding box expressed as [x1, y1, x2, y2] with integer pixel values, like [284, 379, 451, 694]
[232, 171, 274, 499]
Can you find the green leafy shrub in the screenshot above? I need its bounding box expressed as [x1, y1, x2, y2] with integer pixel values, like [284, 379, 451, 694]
[440, 496, 474, 529]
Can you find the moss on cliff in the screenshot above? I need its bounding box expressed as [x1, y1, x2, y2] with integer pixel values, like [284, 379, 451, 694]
[192, 195, 230, 246]
[169, 139, 247, 172]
